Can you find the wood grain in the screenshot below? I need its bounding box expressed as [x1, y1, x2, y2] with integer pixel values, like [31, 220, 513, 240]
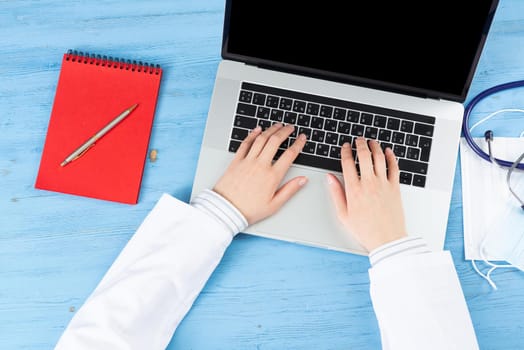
[1, 0, 523, 349]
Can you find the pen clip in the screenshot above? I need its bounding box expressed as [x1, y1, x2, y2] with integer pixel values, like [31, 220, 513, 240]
[72, 143, 95, 161]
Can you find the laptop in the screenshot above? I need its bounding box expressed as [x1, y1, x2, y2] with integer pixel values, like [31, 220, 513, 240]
[191, 1, 499, 255]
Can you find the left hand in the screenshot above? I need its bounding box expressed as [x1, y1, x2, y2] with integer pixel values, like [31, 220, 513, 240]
[213, 123, 308, 225]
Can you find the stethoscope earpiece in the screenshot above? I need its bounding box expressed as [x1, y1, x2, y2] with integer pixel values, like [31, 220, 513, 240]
[484, 130, 494, 142]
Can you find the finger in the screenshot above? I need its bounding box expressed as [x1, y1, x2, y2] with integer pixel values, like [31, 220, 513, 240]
[326, 173, 348, 221]
[247, 123, 284, 159]
[273, 133, 307, 176]
[385, 147, 400, 183]
[340, 142, 359, 189]
[368, 140, 387, 179]
[355, 137, 374, 179]
[258, 124, 295, 163]
[271, 176, 308, 212]
[234, 126, 262, 160]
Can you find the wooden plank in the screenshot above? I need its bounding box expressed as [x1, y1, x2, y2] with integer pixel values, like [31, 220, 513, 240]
[0, 0, 523, 349]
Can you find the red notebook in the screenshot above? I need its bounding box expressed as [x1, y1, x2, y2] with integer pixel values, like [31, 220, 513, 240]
[35, 51, 162, 204]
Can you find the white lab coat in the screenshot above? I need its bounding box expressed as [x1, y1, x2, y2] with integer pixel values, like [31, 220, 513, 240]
[54, 193, 479, 349]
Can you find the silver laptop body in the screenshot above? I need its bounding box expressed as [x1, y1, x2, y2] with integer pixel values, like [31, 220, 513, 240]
[191, 1, 498, 255]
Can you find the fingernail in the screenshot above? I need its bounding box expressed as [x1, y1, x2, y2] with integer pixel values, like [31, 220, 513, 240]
[326, 174, 333, 184]
[298, 177, 308, 186]
[299, 133, 307, 141]
[342, 142, 350, 148]
[254, 126, 261, 132]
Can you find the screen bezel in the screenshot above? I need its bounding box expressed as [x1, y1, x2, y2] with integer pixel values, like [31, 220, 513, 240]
[221, 0, 499, 103]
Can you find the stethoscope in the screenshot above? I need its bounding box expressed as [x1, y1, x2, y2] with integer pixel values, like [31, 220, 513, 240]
[462, 79, 524, 209]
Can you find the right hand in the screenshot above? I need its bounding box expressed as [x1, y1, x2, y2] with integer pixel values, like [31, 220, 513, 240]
[326, 137, 408, 252]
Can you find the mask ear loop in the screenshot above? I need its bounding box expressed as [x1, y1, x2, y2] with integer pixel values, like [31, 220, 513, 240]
[506, 151, 524, 209]
[471, 236, 516, 290]
[471, 136, 523, 289]
[471, 148, 524, 289]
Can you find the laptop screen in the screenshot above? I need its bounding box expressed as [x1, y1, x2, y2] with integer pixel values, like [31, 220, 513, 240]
[223, 1, 498, 102]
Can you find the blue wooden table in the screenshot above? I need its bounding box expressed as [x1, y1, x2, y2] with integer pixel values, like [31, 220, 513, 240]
[1, 1, 524, 349]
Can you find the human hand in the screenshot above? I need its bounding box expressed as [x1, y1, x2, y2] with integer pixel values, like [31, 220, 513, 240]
[213, 123, 308, 225]
[327, 138, 407, 252]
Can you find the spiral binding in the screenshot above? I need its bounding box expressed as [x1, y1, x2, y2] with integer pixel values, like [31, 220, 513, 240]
[65, 49, 161, 75]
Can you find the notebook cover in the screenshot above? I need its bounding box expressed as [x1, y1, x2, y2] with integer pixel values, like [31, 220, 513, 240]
[35, 52, 162, 204]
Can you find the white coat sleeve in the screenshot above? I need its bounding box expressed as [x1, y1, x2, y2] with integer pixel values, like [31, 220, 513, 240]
[54, 190, 247, 350]
[368, 237, 479, 350]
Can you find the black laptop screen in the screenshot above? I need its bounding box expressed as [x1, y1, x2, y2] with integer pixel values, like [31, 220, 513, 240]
[223, 1, 497, 101]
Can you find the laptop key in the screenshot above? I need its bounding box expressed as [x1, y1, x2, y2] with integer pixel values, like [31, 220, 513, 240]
[306, 103, 320, 115]
[303, 141, 317, 154]
[405, 134, 418, 147]
[392, 131, 405, 144]
[412, 174, 426, 187]
[316, 143, 330, 157]
[419, 136, 432, 148]
[393, 144, 406, 157]
[330, 145, 341, 159]
[378, 129, 391, 142]
[386, 118, 400, 130]
[239, 90, 253, 103]
[258, 119, 271, 131]
[374, 115, 387, 128]
[279, 98, 293, 110]
[284, 111, 297, 124]
[320, 105, 333, 118]
[252, 93, 266, 106]
[339, 134, 352, 146]
[338, 121, 351, 134]
[234, 115, 258, 129]
[293, 100, 306, 113]
[324, 119, 338, 132]
[365, 126, 378, 139]
[380, 142, 393, 152]
[414, 123, 434, 137]
[270, 109, 283, 121]
[298, 127, 312, 139]
[229, 140, 241, 153]
[294, 152, 342, 172]
[311, 129, 325, 143]
[360, 113, 373, 125]
[399, 172, 412, 185]
[400, 120, 414, 133]
[236, 103, 257, 117]
[398, 158, 428, 174]
[231, 127, 248, 141]
[333, 108, 347, 120]
[311, 116, 324, 129]
[347, 110, 360, 122]
[351, 124, 365, 137]
[326, 132, 338, 145]
[297, 114, 311, 126]
[420, 138, 432, 161]
[266, 95, 280, 108]
[257, 106, 270, 119]
[406, 147, 420, 160]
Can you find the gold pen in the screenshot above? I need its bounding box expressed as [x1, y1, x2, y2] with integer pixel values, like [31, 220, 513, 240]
[60, 103, 138, 167]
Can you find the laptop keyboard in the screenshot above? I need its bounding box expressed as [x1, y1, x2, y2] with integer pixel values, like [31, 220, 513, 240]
[228, 82, 435, 188]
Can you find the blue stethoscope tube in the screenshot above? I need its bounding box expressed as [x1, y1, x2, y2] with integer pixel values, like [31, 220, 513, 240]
[462, 79, 524, 170]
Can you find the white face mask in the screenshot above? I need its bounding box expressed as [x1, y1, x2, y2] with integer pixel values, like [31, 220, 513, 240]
[473, 174, 524, 289]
